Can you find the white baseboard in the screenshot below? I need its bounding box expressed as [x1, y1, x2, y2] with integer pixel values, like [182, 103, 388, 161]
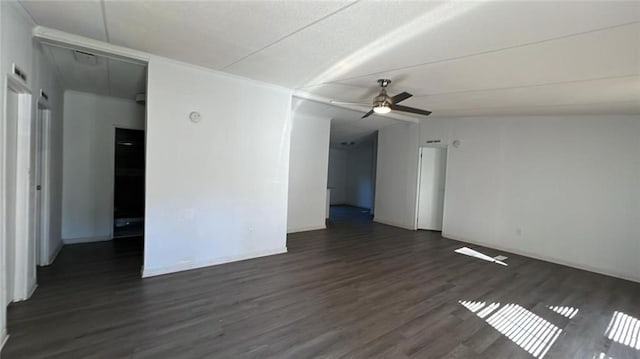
[11, 281, 37, 303]
[48, 240, 63, 265]
[142, 247, 288, 278]
[0, 331, 8, 353]
[443, 232, 640, 284]
[287, 224, 326, 234]
[62, 235, 111, 245]
[26, 283, 38, 300]
[373, 217, 416, 231]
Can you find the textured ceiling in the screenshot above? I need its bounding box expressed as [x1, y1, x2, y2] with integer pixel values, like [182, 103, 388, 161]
[21, 0, 640, 142]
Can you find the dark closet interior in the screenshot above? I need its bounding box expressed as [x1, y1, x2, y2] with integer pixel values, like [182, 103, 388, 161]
[113, 128, 145, 238]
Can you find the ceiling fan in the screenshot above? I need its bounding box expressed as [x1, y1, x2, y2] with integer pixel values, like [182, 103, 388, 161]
[331, 79, 432, 119]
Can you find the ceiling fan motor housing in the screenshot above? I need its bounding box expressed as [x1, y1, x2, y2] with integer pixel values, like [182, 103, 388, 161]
[374, 88, 392, 107]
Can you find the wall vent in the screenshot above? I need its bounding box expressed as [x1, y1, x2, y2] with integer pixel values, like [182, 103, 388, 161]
[425, 140, 441, 144]
[73, 50, 98, 65]
[135, 93, 146, 104]
[12, 64, 27, 83]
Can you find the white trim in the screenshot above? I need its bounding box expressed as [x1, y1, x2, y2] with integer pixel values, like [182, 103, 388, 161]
[35, 107, 52, 266]
[24, 283, 37, 301]
[443, 233, 640, 284]
[62, 236, 111, 245]
[33, 26, 149, 63]
[142, 247, 288, 278]
[287, 225, 326, 234]
[0, 332, 8, 353]
[373, 217, 416, 231]
[6, 76, 33, 303]
[48, 240, 63, 265]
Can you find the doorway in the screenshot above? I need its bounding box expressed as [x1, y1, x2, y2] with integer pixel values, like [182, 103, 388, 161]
[416, 147, 447, 231]
[113, 128, 145, 238]
[327, 134, 378, 220]
[33, 105, 51, 266]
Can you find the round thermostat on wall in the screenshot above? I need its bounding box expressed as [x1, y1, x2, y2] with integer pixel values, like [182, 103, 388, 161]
[189, 111, 201, 123]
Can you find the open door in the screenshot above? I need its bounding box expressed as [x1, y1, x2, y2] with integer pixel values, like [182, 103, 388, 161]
[113, 128, 145, 238]
[417, 147, 447, 231]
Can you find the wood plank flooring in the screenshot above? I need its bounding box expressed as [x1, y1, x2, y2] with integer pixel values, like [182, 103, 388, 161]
[3, 206, 640, 358]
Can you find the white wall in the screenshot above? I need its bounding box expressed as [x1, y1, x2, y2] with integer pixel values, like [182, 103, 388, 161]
[61, 91, 145, 243]
[0, 0, 63, 347]
[0, 1, 5, 347]
[33, 42, 64, 264]
[374, 122, 420, 229]
[143, 57, 292, 277]
[328, 148, 348, 205]
[287, 113, 330, 233]
[419, 115, 640, 282]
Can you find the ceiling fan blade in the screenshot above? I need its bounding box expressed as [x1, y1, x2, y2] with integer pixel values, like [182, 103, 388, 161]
[390, 104, 432, 116]
[390, 91, 412, 104]
[361, 109, 375, 119]
[330, 100, 371, 106]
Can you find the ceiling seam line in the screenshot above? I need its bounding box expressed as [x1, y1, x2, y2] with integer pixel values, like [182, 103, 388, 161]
[100, 0, 114, 97]
[408, 74, 640, 98]
[298, 20, 640, 89]
[220, 0, 362, 70]
[438, 99, 640, 112]
[100, 0, 111, 42]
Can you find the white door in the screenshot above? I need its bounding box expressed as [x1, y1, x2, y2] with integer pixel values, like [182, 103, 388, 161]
[5, 89, 19, 305]
[33, 109, 44, 265]
[417, 147, 447, 231]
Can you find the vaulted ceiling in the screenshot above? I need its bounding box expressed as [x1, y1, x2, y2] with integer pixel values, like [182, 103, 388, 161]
[21, 0, 640, 118]
[21, 0, 640, 146]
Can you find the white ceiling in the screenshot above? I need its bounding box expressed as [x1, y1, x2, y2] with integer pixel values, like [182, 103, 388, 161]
[292, 97, 398, 148]
[42, 43, 146, 100]
[21, 0, 640, 141]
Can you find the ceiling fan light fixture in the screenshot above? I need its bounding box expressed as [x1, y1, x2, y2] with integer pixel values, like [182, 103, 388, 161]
[373, 104, 391, 114]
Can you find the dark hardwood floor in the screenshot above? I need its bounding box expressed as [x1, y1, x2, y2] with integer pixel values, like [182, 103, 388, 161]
[3, 206, 640, 358]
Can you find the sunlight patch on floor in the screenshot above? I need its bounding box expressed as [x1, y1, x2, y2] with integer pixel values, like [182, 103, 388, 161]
[454, 247, 507, 266]
[605, 311, 640, 350]
[592, 352, 615, 359]
[459, 301, 563, 358]
[547, 305, 579, 319]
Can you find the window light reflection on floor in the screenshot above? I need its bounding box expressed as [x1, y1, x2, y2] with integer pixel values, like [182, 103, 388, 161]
[547, 305, 579, 319]
[454, 247, 508, 266]
[459, 301, 562, 358]
[592, 352, 615, 359]
[605, 311, 640, 350]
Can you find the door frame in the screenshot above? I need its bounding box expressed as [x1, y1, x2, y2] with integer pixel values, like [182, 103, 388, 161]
[2, 74, 35, 307]
[34, 98, 52, 266]
[414, 144, 449, 230]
